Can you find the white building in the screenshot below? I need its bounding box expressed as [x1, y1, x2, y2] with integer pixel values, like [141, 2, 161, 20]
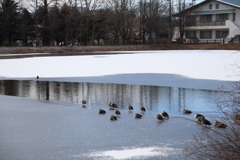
[174, 0, 240, 43]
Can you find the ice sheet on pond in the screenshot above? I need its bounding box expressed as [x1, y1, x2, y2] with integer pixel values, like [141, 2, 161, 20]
[0, 95, 209, 160]
[0, 50, 239, 82]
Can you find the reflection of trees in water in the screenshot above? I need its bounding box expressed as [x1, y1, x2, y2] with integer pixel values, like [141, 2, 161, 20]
[0, 80, 227, 112]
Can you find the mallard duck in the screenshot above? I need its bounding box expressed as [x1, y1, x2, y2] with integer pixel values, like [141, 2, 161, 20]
[114, 109, 121, 116]
[214, 121, 227, 128]
[108, 102, 113, 107]
[98, 109, 106, 114]
[109, 102, 118, 108]
[82, 100, 86, 104]
[161, 111, 169, 118]
[233, 113, 240, 120]
[199, 116, 211, 126]
[182, 109, 192, 114]
[134, 113, 142, 118]
[156, 114, 164, 121]
[140, 106, 146, 113]
[110, 115, 117, 120]
[194, 113, 203, 119]
[127, 105, 133, 111]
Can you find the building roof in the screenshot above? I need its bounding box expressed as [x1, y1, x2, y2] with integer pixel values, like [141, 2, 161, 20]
[173, 0, 240, 17]
[218, 0, 240, 8]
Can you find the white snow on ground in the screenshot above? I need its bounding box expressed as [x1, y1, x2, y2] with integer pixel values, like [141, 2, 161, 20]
[0, 50, 239, 82]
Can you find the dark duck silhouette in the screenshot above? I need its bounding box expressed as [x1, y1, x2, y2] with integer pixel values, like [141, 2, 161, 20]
[194, 113, 203, 119]
[214, 121, 227, 128]
[108, 102, 118, 109]
[156, 114, 164, 121]
[182, 109, 192, 114]
[114, 109, 121, 116]
[233, 113, 240, 120]
[110, 115, 117, 121]
[82, 100, 86, 104]
[161, 111, 169, 118]
[127, 105, 133, 111]
[36, 76, 39, 79]
[140, 106, 146, 113]
[199, 116, 212, 127]
[134, 113, 142, 118]
[98, 109, 106, 114]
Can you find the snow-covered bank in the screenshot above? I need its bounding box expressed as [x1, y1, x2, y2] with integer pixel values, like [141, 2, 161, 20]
[0, 50, 239, 90]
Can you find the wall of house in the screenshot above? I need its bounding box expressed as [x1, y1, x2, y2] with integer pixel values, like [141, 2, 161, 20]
[183, 0, 240, 43]
[192, 1, 240, 27]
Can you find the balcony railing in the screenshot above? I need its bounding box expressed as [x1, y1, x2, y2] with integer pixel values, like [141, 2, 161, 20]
[186, 21, 226, 26]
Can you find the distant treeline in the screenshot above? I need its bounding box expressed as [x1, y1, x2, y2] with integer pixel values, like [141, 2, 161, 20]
[0, 0, 191, 46]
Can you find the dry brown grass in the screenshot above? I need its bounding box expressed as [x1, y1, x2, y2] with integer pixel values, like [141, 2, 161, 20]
[0, 43, 239, 59]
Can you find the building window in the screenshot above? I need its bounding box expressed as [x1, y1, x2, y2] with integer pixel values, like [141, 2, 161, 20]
[216, 30, 229, 38]
[233, 13, 235, 21]
[209, 4, 212, 9]
[216, 4, 219, 9]
[200, 14, 212, 21]
[200, 31, 212, 39]
[216, 14, 229, 21]
[186, 31, 196, 38]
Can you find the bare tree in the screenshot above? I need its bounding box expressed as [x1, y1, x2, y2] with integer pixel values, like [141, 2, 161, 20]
[184, 74, 240, 159]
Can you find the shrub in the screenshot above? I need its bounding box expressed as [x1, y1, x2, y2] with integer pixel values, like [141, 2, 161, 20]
[184, 77, 240, 159]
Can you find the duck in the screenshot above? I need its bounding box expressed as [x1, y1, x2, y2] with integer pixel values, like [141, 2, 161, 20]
[140, 106, 146, 113]
[98, 109, 106, 114]
[114, 109, 121, 116]
[161, 111, 169, 118]
[127, 105, 133, 111]
[199, 116, 211, 127]
[194, 113, 203, 119]
[110, 115, 117, 121]
[82, 100, 86, 104]
[134, 113, 142, 118]
[182, 109, 192, 114]
[109, 102, 118, 108]
[233, 113, 240, 120]
[36, 76, 39, 79]
[156, 114, 164, 121]
[214, 121, 227, 128]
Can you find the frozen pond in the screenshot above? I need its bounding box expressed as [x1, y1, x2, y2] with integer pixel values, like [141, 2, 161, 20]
[0, 50, 239, 159]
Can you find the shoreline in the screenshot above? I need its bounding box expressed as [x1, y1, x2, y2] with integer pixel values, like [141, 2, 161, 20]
[0, 43, 240, 59]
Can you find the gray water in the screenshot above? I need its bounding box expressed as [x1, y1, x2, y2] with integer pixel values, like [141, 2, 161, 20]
[0, 80, 228, 113]
[0, 80, 232, 160]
